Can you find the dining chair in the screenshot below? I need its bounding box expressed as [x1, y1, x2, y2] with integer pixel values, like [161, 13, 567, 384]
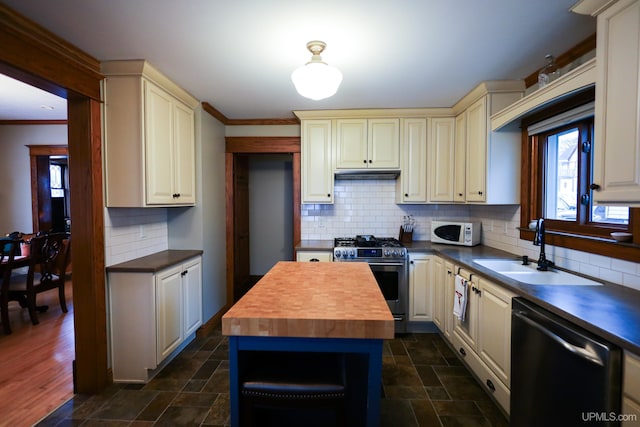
[1, 238, 21, 334]
[9, 232, 71, 326]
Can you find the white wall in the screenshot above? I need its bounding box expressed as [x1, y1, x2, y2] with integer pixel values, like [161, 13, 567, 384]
[0, 124, 67, 233]
[300, 179, 640, 292]
[248, 154, 293, 275]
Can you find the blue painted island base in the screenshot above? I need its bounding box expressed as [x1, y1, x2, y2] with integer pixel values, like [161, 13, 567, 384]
[228, 335, 384, 427]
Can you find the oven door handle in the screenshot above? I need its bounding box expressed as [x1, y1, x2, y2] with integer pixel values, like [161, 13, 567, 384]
[368, 262, 406, 268]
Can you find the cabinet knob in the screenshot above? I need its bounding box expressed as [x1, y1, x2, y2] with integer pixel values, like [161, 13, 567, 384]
[405, 193, 409, 197]
[458, 193, 463, 197]
[478, 191, 483, 195]
[486, 379, 496, 392]
[590, 183, 601, 191]
[327, 193, 331, 198]
[459, 347, 466, 357]
[363, 160, 367, 164]
[368, 159, 372, 163]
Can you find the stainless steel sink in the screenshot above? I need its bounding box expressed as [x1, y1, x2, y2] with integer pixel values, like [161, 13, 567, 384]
[473, 259, 603, 286]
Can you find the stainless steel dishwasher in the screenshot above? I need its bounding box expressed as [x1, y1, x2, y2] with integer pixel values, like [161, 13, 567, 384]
[511, 298, 622, 426]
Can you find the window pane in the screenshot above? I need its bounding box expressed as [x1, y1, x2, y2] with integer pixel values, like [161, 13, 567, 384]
[50, 164, 62, 189]
[544, 128, 578, 221]
[591, 205, 629, 224]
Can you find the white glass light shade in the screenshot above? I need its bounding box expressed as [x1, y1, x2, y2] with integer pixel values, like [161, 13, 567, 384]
[291, 41, 343, 101]
[291, 61, 343, 101]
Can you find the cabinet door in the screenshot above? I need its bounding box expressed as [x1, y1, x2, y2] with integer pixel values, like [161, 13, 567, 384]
[623, 351, 640, 426]
[454, 113, 467, 202]
[465, 97, 487, 202]
[443, 261, 455, 340]
[409, 253, 433, 321]
[156, 266, 184, 362]
[397, 118, 427, 203]
[432, 256, 445, 331]
[477, 278, 515, 386]
[173, 101, 196, 204]
[593, 0, 640, 204]
[368, 119, 400, 168]
[453, 268, 478, 349]
[183, 258, 203, 337]
[429, 117, 456, 202]
[145, 81, 175, 205]
[301, 120, 334, 203]
[296, 251, 333, 262]
[336, 119, 368, 168]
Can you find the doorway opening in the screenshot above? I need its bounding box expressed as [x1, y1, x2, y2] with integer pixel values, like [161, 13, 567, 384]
[225, 137, 301, 305]
[233, 153, 294, 300]
[28, 145, 70, 234]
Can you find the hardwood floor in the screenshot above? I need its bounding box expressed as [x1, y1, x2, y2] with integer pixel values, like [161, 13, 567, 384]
[0, 280, 74, 426]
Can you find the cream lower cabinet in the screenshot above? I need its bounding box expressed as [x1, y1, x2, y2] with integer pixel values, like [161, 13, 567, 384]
[102, 60, 198, 207]
[433, 256, 455, 340]
[108, 256, 202, 383]
[409, 253, 434, 322]
[296, 250, 333, 262]
[396, 118, 428, 203]
[450, 268, 515, 414]
[623, 351, 640, 425]
[300, 120, 334, 203]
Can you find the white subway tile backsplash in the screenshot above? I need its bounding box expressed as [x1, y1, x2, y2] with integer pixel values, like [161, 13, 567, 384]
[104, 207, 169, 266]
[300, 181, 640, 291]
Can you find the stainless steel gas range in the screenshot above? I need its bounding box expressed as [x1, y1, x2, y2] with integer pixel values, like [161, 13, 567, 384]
[333, 235, 408, 333]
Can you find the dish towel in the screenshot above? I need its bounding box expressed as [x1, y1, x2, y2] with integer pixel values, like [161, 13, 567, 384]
[453, 274, 468, 321]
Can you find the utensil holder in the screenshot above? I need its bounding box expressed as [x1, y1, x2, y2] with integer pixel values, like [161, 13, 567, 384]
[399, 226, 413, 243]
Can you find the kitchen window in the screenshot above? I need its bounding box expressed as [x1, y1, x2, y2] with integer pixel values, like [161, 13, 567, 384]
[520, 88, 639, 262]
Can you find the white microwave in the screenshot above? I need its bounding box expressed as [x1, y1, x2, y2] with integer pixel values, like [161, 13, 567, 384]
[431, 220, 481, 246]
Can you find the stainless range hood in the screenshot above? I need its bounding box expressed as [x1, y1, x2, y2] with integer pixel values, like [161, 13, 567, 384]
[334, 169, 400, 180]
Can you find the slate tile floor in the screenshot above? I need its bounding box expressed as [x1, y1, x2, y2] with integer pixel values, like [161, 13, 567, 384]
[36, 326, 508, 426]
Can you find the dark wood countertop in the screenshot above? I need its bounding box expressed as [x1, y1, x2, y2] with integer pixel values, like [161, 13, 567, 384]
[296, 240, 640, 354]
[106, 249, 203, 273]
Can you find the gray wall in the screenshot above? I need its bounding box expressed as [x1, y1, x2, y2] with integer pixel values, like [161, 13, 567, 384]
[248, 154, 293, 275]
[168, 106, 227, 320]
[0, 124, 67, 233]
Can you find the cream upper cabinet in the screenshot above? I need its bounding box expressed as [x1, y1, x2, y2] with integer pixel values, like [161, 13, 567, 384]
[428, 117, 456, 202]
[301, 120, 334, 204]
[409, 253, 434, 322]
[336, 118, 400, 169]
[465, 97, 488, 202]
[589, 0, 640, 205]
[102, 60, 198, 207]
[453, 82, 524, 204]
[396, 118, 428, 203]
[454, 113, 467, 202]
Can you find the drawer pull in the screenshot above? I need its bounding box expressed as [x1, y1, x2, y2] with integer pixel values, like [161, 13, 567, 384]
[459, 347, 466, 357]
[486, 379, 495, 392]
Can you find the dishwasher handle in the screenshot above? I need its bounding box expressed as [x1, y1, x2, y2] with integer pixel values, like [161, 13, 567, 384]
[513, 310, 604, 367]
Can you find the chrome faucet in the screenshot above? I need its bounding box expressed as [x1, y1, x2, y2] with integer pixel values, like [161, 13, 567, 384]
[533, 218, 554, 271]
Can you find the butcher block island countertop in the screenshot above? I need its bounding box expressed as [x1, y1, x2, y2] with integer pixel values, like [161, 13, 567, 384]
[222, 261, 394, 339]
